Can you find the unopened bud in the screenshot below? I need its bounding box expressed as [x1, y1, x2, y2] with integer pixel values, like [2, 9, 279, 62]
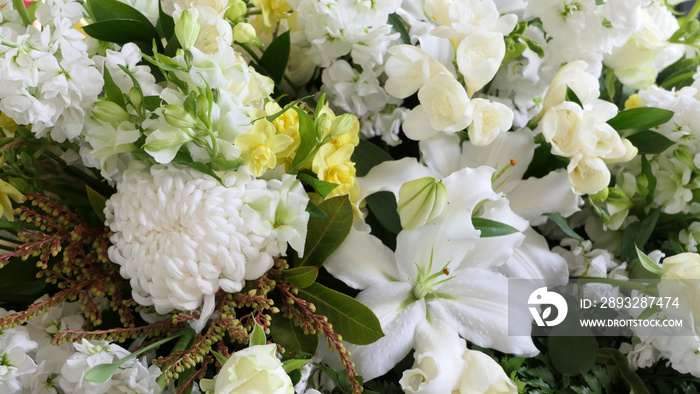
[329, 113, 354, 138]
[163, 104, 197, 128]
[129, 87, 142, 111]
[225, 0, 247, 21]
[232, 22, 256, 44]
[397, 177, 447, 230]
[175, 9, 200, 50]
[93, 101, 130, 122]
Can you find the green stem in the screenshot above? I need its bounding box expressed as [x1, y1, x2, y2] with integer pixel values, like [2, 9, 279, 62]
[686, 0, 700, 24]
[11, 0, 32, 27]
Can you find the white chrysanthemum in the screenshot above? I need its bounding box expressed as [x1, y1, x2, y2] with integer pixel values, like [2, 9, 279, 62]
[105, 162, 278, 330]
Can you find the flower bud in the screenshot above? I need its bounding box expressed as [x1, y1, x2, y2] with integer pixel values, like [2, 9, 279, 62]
[129, 87, 142, 111]
[225, 0, 247, 21]
[674, 145, 697, 170]
[175, 9, 200, 50]
[397, 177, 447, 230]
[589, 187, 609, 204]
[163, 105, 197, 128]
[329, 114, 354, 138]
[93, 101, 130, 122]
[232, 22, 256, 44]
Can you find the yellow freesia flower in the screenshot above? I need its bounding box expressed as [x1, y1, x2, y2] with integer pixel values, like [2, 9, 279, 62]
[251, 0, 291, 29]
[312, 144, 359, 200]
[624, 93, 645, 109]
[235, 119, 294, 176]
[0, 178, 24, 222]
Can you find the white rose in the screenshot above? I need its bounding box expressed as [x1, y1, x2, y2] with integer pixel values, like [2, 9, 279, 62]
[567, 154, 610, 195]
[456, 31, 506, 97]
[457, 349, 517, 394]
[540, 101, 586, 157]
[203, 344, 293, 394]
[468, 98, 514, 146]
[403, 72, 472, 140]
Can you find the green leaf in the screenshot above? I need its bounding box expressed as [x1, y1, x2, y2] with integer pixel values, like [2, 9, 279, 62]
[82, 20, 160, 52]
[156, 0, 175, 40]
[365, 192, 401, 235]
[282, 266, 318, 288]
[547, 330, 598, 375]
[351, 139, 393, 177]
[269, 315, 318, 354]
[597, 348, 650, 394]
[544, 212, 584, 241]
[86, 186, 107, 223]
[170, 156, 225, 186]
[211, 350, 228, 365]
[102, 66, 127, 110]
[290, 107, 317, 172]
[565, 86, 583, 107]
[305, 201, 327, 219]
[258, 31, 291, 86]
[606, 107, 674, 132]
[635, 245, 663, 277]
[87, 0, 153, 25]
[85, 330, 186, 382]
[388, 13, 411, 45]
[212, 156, 244, 172]
[0, 220, 30, 229]
[142, 96, 163, 111]
[472, 217, 520, 238]
[625, 130, 674, 154]
[249, 322, 267, 347]
[297, 283, 384, 345]
[297, 172, 338, 198]
[295, 196, 352, 267]
[282, 359, 311, 373]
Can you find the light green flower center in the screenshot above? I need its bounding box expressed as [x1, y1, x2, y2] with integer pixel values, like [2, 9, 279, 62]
[410, 249, 454, 300]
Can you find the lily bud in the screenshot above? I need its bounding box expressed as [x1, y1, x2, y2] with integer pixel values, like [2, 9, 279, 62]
[93, 101, 130, 122]
[232, 22, 256, 44]
[163, 105, 197, 128]
[175, 9, 200, 50]
[397, 177, 447, 230]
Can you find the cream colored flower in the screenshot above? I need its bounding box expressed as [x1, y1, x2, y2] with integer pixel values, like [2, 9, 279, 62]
[235, 118, 294, 176]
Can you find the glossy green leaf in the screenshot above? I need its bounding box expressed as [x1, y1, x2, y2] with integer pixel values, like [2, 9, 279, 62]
[472, 217, 520, 238]
[269, 315, 318, 354]
[282, 266, 318, 288]
[597, 348, 650, 394]
[635, 245, 663, 277]
[249, 322, 267, 347]
[295, 196, 352, 267]
[305, 201, 327, 219]
[544, 212, 583, 241]
[102, 67, 127, 110]
[282, 359, 311, 373]
[297, 172, 338, 198]
[142, 96, 163, 111]
[259, 31, 291, 85]
[625, 130, 674, 154]
[297, 283, 384, 345]
[365, 192, 401, 235]
[87, 0, 153, 25]
[82, 20, 160, 51]
[351, 139, 393, 177]
[85, 330, 186, 382]
[547, 330, 598, 375]
[388, 13, 411, 45]
[565, 86, 583, 107]
[290, 107, 317, 172]
[156, 0, 175, 40]
[606, 107, 674, 132]
[86, 186, 107, 223]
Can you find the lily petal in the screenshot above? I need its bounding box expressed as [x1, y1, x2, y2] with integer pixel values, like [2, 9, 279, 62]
[508, 169, 582, 225]
[349, 283, 425, 381]
[430, 268, 538, 356]
[324, 226, 400, 289]
[358, 157, 438, 202]
[500, 228, 569, 288]
[419, 132, 462, 177]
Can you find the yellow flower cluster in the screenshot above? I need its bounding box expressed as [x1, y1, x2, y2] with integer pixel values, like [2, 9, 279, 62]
[236, 102, 360, 202]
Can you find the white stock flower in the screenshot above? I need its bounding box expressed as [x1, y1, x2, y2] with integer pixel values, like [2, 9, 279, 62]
[105, 162, 280, 331]
[0, 327, 37, 393]
[403, 73, 472, 140]
[360, 106, 409, 146]
[321, 60, 389, 117]
[654, 156, 693, 214]
[200, 344, 293, 394]
[620, 342, 659, 370]
[467, 98, 513, 146]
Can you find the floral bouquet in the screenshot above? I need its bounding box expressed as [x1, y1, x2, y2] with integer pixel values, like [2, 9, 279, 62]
[2, 0, 700, 392]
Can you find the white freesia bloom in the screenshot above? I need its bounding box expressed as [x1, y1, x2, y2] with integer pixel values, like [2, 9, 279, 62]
[468, 98, 514, 146]
[403, 73, 472, 140]
[200, 344, 293, 393]
[455, 31, 507, 96]
[540, 102, 586, 158]
[541, 60, 600, 113]
[384, 45, 450, 99]
[567, 154, 610, 195]
[106, 162, 289, 331]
